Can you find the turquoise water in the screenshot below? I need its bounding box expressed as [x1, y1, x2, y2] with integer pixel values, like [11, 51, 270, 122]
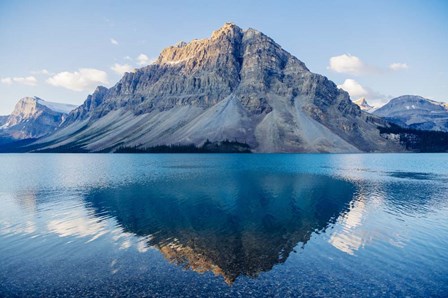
[0, 154, 447, 297]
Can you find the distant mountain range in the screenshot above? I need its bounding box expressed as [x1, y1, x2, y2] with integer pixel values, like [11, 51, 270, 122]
[1, 24, 447, 153]
[372, 95, 448, 132]
[0, 97, 76, 145]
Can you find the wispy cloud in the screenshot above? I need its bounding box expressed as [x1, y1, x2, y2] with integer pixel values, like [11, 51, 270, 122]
[1, 76, 37, 86]
[137, 53, 155, 66]
[1, 78, 13, 85]
[389, 63, 409, 71]
[47, 68, 109, 91]
[111, 63, 135, 75]
[110, 38, 119, 45]
[110, 54, 155, 75]
[30, 69, 51, 75]
[13, 76, 38, 86]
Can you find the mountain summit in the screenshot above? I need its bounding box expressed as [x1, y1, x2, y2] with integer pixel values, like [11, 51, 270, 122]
[35, 23, 401, 153]
[373, 95, 448, 132]
[353, 97, 374, 111]
[0, 97, 76, 140]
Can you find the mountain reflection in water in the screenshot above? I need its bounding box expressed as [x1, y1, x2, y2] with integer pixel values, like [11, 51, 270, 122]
[2, 154, 448, 296]
[83, 171, 355, 284]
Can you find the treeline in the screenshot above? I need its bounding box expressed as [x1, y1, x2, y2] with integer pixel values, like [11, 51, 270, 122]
[115, 140, 252, 153]
[379, 124, 448, 152]
[0, 137, 38, 153]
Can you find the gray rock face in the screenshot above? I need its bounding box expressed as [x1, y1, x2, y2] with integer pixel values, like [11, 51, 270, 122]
[373, 95, 448, 132]
[0, 115, 7, 127]
[38, 23, 402, 153]
[1, 97, 76, 139]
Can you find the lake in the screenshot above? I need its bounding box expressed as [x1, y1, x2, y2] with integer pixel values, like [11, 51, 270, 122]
[0, 153, 447, 297]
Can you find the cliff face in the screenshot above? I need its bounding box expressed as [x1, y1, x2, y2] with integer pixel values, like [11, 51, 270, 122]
[37, 23, 401, 153]
[1, 97, 76, 139]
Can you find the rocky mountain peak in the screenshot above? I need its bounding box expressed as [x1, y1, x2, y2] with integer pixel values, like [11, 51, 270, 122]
[156, 22, 243, 66]
[390, 95, 424, 104]
[36, 23, 402, 153]
[380, 95, 444, 111]
[373, 95, 448, 132]
[353, 97, 373, 111]
[9, 96, 76, 120]
[211, 22, 243, 40]
[175, 41, 188, 48]
[1, 96, 76, 139]
[10, 97, 40, 118]
[357, 97, 367, 105]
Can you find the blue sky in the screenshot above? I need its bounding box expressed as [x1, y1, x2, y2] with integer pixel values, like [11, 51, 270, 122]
[1, 0, 447, 114]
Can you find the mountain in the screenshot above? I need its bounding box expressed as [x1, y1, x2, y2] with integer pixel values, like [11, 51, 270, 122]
[373, 95, 448, 132]
[34, 23, 402, 153]
[82, 171, 355, 284]
[0, 115, 7, 126]
[0, 97, 77, 140]
[353, 97, 374, 111]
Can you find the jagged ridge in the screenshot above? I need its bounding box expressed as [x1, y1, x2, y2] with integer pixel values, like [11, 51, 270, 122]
[35, 23, 402, 153]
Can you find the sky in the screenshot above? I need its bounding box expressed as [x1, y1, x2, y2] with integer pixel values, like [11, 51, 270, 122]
[1, 0, 447, 115]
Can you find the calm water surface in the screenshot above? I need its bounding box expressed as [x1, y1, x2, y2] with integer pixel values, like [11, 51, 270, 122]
[0, 154, 447, 297]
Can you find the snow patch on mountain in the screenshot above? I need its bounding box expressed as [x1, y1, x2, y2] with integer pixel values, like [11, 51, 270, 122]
[0, 96, 78, 139]
[37, 99, 77, 114]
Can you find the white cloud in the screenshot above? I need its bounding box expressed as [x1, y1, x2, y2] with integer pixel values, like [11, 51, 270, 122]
[328, 54, 371, 75]
[111, 63, 135, 75]
[1, 77, 13, 85]
[337, 79, 389, 107]
[389, 63, 408, 71]
[329, 54, 410, 76]
[137, 53, 154, 66]
[13, 76, 38, 86]
[110, 38, 119, 45]
[47, 207, 108, 240]
[30, 69, 50, 75]
[338, 79, 368, 98]
[124, 55, 132, 61]
[1, 76, 37, 86]
[47, 68, 109, 91]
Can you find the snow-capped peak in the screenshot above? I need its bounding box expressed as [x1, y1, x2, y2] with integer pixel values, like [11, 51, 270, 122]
[36, 98, 77, 114]
[353, 97, 373, 111]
